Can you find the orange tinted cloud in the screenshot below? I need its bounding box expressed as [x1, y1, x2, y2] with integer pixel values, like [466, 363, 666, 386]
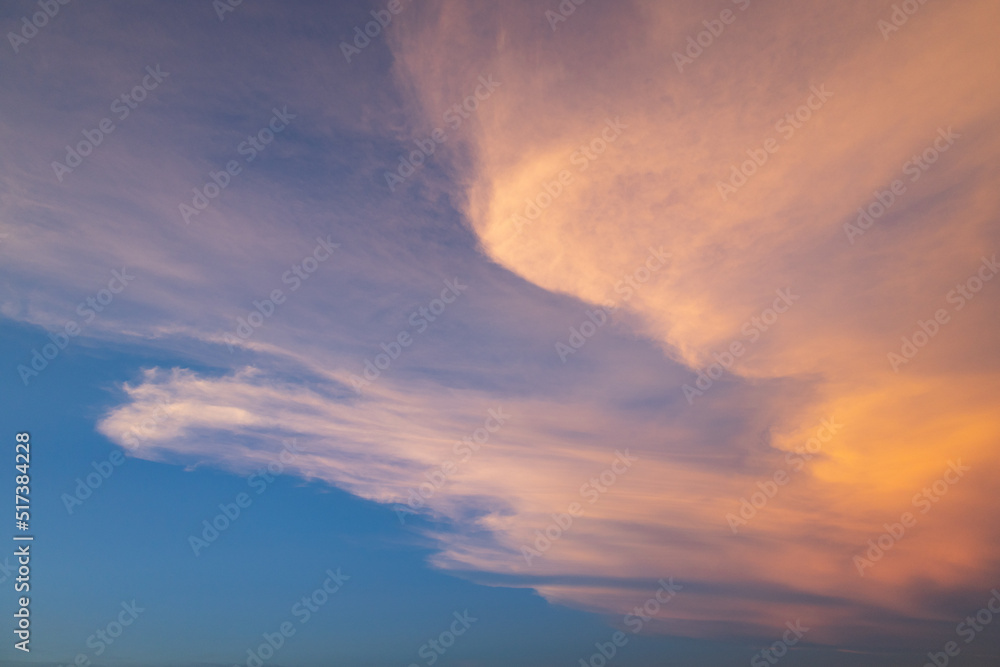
[375, 0, 1000, 641]
[61, 0, 1000, 647]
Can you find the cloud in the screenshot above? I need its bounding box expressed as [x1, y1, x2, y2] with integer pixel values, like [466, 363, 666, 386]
[376, 0, 1000, 641]
[3, 0, 999, 647]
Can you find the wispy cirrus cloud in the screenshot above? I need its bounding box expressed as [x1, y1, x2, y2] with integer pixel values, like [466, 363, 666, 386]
[3, 0, 999, 651]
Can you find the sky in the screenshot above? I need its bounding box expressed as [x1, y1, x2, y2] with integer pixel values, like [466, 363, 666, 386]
[1, 0, 999, 665]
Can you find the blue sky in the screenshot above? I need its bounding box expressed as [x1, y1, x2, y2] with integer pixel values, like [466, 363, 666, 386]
[2, 0, 1000, 665]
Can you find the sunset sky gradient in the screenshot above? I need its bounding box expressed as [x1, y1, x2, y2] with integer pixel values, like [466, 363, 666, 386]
[1, 1, 999, 665]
